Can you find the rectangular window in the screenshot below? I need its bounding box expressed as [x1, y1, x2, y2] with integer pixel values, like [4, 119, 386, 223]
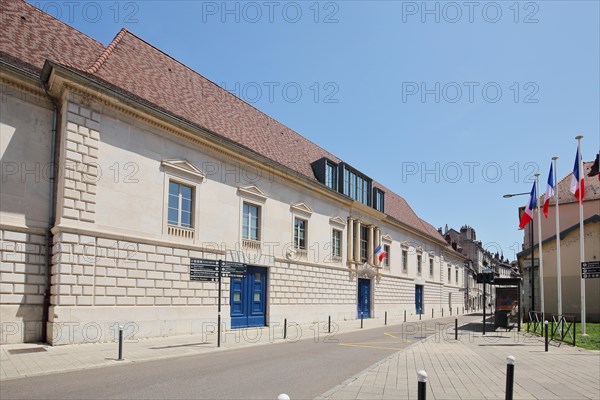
[374, 189, 384, 212]
[332, 229, 342, 258]
[341, 166, 371, 205]
[325, 162, 336, 189]
[168, 181, 193, 228]
[356, 178, 362, 203]
[417, 254, 422, 274]
[294, 218, 307, 250]
[360, 226, 368, 262]
[402, 250, 408, 272]
[448, 265, 452, 283]
[343, 168, 349, 195]
[242, 202, 260, 241]
[383, 244, 390, 268]
[456, 268, 459, 284]
[429, 258, 434, 277]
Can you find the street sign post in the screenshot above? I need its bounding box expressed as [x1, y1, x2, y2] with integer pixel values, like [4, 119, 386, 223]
[581, 261, 600, 279]
[189, 259, 248, 346]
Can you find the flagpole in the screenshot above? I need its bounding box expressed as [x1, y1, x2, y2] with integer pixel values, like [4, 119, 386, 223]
[552, 156, 562, 317]
[534, 173, 545, 319]
[576, 135, 586, 335]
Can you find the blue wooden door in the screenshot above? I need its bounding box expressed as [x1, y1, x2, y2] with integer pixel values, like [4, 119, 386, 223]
[230, 266, 267, 328]
[357, 278, 371, 318]
[415, 285, 423, 315]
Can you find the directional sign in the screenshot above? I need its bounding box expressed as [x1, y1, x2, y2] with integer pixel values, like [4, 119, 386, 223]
[190, 258, 219, 266]
[189, 259, 248, 281]
[582, 261, 600, 279]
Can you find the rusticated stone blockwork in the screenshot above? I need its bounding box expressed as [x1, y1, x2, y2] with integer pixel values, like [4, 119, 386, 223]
[0, 229, 47, 343]
[61, 102, 100, 223]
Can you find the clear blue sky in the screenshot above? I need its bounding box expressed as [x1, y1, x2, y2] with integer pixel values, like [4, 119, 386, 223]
[31, 1, 600, 259]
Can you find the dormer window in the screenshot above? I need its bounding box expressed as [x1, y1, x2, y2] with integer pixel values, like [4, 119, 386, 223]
[373, 188, 385, 212]
[325, 161, 337, 189]
[342, 165, 371, 205]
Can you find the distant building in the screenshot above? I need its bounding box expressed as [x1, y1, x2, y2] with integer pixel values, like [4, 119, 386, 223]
[440, 225, 516, 311]
[517, 162, 600, 321]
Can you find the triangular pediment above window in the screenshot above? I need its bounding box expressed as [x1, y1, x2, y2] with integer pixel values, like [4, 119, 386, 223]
[400, 240, 409, 249]
[290, 202, 313, 216]
[382, 234, 393, 243]
[237, 185, 268, 203]
[161, 160, 205, 181]
[329, 216, 346, 227]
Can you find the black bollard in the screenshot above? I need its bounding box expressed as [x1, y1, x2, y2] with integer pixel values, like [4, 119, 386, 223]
[284, 318, 287, 339]
[419, 311, 422, 321]
[404, 310, 406, 322]
[544, 321, 549, 352]
[574, 322, 577, 347]
[117, 325, 124, 361]
[442, 308, 444, 317]
[505, 356, 515, 400]
[385, 311, 387, 325]
[432, 308, 434, 318]
[328, 315, 331, 334]
[361, 312, 364, 329]
[417, 370, 427, 400]
[455, 318, 458, 341]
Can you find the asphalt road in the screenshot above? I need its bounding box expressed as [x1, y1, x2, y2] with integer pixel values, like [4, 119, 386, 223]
[1, 317, 463, 400]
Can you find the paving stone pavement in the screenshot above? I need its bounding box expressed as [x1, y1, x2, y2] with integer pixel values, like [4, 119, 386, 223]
[317, 324, 600, 400]
[0, 310, 443, 381]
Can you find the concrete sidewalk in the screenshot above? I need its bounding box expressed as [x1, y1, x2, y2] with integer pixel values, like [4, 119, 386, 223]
[0, 310, 449, 381]
[317, 323, 600, 400]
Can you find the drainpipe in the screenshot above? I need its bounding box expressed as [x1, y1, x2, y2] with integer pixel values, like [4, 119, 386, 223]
[42, 83, 59, 343]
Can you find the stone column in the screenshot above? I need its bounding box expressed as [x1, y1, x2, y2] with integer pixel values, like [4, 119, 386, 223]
[354, 220, 361, 263]
[368, 225, 374, 265]
[347, 218, 354, 263]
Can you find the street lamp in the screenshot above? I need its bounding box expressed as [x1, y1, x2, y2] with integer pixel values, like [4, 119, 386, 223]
[503, 191, 536, 315]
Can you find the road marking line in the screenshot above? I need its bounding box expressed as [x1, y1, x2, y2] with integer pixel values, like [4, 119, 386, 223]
[337, 342, 411, 350]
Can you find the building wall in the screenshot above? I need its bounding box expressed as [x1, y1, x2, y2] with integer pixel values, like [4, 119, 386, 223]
[526, 200, 599, 247]
[529, 220, 600, 321]
[0, 79, 53, 343]
[1, 75, 467, 344]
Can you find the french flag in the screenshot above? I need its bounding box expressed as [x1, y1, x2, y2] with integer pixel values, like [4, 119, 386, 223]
[519, 182, 536, 230]
[543, 163, 555, 218]
[374, 245, 386, 263]
[570, 147, 585, 203]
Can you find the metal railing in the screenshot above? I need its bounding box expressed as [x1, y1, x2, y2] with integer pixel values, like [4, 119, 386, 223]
[526, 311, 543, 335]
[550, 314, 576, 346]
[526, 311, 576, 346]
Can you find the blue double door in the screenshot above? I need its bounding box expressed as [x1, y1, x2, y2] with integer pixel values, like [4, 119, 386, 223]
[230, 266, 267, 328]
[357, 278, 371, 318]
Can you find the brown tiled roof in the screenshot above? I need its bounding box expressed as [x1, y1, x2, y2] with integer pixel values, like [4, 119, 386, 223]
[1, 0, 446, 244]
[0, 0, 104, 74]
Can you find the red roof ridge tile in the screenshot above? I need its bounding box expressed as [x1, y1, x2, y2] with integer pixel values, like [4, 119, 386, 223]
[86, 28, 127, 74]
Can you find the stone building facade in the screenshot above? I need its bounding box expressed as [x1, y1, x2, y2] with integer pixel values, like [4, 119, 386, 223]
[0, 1, 467, 344]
